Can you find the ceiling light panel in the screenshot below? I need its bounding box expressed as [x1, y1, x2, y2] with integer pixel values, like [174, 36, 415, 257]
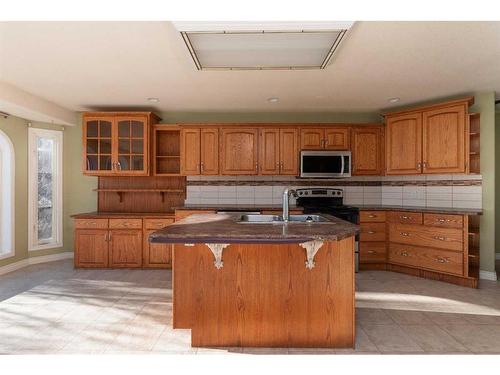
[174, 22, 353, 71]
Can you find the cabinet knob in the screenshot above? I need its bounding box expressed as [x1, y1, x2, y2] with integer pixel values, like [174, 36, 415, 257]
[368, 214, 376, 218]
[435, 257, 449, 263]
[400, 232, 410, 237]
[367, 250, 376, 254]
[401, 251, 409, 257]
[433, 236, 446, 241]
[367, 231, 375, 234]
[400, 215, 410, 220]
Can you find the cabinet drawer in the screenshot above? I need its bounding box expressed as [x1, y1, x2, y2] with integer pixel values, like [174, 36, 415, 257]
[360, 223, 386, 242]
[75, 219, 108, 229]
[388, 211, 423, 225]
[389, 224, 463, 252]
[360, 211, 386, 223]
[423, 213, 463, 229]
[388, 244, 463, 276]
[359, 242, 386, 263]
[144, 218, 174, 230]
[109, 218, 143, 229]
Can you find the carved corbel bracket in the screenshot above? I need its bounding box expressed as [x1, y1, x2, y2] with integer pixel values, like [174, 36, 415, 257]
[299, 240, 324, 270]
[205, 243, 230, 269]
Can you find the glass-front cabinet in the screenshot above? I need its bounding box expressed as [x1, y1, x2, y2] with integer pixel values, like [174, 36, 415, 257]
[83, 112, 159, 176]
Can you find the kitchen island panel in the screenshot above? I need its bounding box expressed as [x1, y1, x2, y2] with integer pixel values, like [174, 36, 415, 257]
[173, 238, 355, 348]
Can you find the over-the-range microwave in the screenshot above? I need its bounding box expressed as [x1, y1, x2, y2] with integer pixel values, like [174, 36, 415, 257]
[300, 151, 352, 178]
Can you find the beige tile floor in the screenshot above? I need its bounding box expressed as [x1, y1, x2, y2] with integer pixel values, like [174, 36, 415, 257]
[1, 259, 500, 354]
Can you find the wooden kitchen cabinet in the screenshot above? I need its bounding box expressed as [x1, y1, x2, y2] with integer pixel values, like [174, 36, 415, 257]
[180, 127, 219, 175]
[220, 128, 259, 175]
[143, 229, 172, 268]
[385, 98, 472, 175]
[83, 112, 159, 176]
[259, 128, 299, 175]
[75, 229, 109, 268]
[422, 105, 466, 174]
[300, 127, 349, 150]
[385, 113, 422, 175]
[351, 127, 383, 175]
[109, 229, 143, 268]
[259, 129, 280, 174]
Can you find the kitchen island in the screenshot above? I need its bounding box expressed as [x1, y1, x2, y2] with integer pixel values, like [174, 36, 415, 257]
[150, 213, 359, 348]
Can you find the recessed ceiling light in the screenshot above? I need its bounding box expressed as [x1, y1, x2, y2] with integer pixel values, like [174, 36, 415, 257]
[147, 97, 160, 103]
[267, 97, 279, 103]
[388, 97, 400, 103]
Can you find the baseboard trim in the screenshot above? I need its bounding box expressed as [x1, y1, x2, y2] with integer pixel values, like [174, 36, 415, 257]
[0, 252, 73, 276]
[479, 270, 498, 281]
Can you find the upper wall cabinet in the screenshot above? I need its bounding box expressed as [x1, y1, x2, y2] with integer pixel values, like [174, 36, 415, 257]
[300, 127, 350, 150]
[259, 128, 299, 175]
[220, 128, 259, 175]
[83, 112, 159, 176]
[352, 126, 384, 176]
[180, 127, 219, 175]
[384, 98, 473, 175]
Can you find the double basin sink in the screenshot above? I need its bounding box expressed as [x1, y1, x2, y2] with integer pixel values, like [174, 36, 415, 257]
[238, 214, 331, 224]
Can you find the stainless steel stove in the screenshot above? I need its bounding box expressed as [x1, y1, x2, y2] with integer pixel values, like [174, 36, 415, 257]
[295, 188, 360, 271]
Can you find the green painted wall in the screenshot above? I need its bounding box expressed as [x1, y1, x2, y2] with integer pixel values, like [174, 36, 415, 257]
[470, 92, 496, 274]
[1, 104, 495, 275]
[158, 111, 381, 123]
[496, 110, 500, 262]
[0, 114, 96, 268]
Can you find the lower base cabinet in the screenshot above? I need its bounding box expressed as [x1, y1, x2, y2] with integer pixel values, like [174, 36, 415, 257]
[359, 209, 479, 288]
[74, 216, 174, 269]
[143, 229, 172, 268]
[75, 229, 109, 268]
[109, 229, 143, 268]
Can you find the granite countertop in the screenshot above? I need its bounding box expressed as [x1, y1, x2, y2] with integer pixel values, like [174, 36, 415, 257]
[356, 205, 482, 215]
[149, 213, 359, 244]
[72, 212, 175, 218]
[174, 204, 302, 211]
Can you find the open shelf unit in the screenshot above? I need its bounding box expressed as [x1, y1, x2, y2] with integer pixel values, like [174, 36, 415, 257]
[468, 113, 480, 174]
[153, 125, 181, 176]
[467, 215, 480, 279]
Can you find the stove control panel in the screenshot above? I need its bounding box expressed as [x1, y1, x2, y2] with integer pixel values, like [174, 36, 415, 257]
[295, 188, 343, 198]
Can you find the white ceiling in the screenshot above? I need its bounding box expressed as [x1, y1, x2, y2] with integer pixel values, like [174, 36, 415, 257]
[0, 21, 499, 114]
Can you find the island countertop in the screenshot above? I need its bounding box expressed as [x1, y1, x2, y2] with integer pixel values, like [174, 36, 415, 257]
[149, 213, 359, 244]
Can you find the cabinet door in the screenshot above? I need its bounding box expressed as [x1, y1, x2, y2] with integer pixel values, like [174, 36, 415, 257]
[83, 117, 114, 175]
[115, 116, 149, 175]
[143, 229, 172, 268]
[75, 229, 109, 268]
[386, 113, 422, 175]
[422, 105, 466, 174]
[324, 127, 350, 150]
[200, 128, 219, 175]
[180, 129, 201, 175]
[279, 128, 299, 175]
[109, 229, 142, 268]
[352, 127, 383, 175]
[220, 128, 259, 175]
[300, 128, 324, 149]
[259, 129, 280, 175]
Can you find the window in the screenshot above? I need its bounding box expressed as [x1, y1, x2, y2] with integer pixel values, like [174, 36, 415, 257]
[28, 128, 63, 251]
[0, 129, 15, 259]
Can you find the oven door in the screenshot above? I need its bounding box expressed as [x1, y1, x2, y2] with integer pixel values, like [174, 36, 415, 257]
[300, 151, 351, 178]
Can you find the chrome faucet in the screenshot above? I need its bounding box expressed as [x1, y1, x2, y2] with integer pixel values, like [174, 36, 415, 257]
[282, 188, 298, 222]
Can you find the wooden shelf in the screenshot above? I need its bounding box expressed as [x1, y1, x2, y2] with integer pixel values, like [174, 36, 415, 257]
[93, 188, 184, 203]
[156, 155, 180, 158]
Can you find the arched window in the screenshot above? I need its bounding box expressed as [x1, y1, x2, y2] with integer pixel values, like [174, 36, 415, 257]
[0, 129, 15, 259]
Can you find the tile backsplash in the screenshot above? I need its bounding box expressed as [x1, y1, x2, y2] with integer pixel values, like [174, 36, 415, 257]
[185, 175, 482, 209]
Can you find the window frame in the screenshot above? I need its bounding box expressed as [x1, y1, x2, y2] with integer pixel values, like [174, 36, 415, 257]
[0, 129, 15, 260]
[28, 127, 63, 251]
